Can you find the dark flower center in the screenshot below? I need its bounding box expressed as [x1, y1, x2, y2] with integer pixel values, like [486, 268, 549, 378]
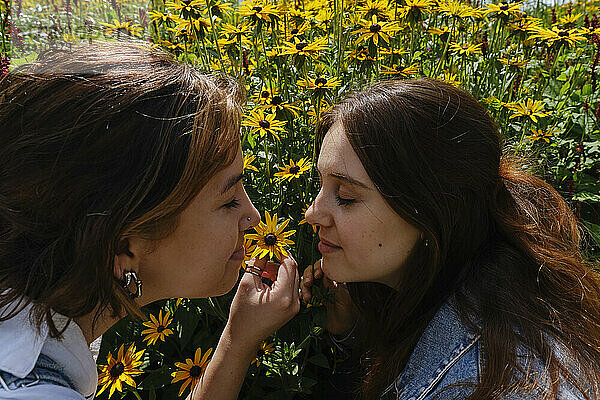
[253, 6, 263, 12]
[558, 30, 569, 37]
[157, 325, 165, 333]
[289, 165, 301, 174]
[291, 28, 299, 34]
[259, 119, 270, 128]
[370, 23, 382, 33]
[500, 4, 509, 10]
[261, 90, 270, 98]
[315, 77, 327, 86]
[211, 5, 220, 14]
[189, 365, 202, 377]
[295, 42, 308, 50]
[271, 95, 283, 105]
[395, 65, 405, 72]
[264, 233, 277, 246]
[257, 349, 265, 357]
[110, 362, 125, 378]
[182, 0, 192, 5]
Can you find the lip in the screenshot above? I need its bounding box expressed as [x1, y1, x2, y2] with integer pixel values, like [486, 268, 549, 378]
[229, 245, 245, 261]
[318, 237, 342, 254]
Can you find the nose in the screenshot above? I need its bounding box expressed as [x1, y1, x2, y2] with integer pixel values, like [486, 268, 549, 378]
[305, 189, 331, 228]
[241, 187, 261, 230]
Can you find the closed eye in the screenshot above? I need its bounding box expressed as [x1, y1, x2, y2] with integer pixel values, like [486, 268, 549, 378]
[336, 195, 355, 206]
[224, 197, 241, 209]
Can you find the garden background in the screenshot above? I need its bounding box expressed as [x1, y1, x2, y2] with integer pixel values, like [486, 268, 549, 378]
[1, 0, 600, 398]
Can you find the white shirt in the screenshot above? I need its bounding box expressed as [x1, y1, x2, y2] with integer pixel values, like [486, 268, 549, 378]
[0, 299, 98, 399]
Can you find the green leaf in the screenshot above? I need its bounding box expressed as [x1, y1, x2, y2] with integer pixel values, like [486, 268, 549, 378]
[137, 366, 174, 390]
[572, 192, 600, 203]
[307, 352, 330, 369]
[175, 307, 201, 350]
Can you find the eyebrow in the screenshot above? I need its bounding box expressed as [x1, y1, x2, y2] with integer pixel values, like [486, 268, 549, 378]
[318, 168, 372, 191]
[221, 173, 244, 195]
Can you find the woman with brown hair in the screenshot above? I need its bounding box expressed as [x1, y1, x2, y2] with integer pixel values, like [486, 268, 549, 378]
[0, 42, 300, 399]
[300, 78, 600, 399]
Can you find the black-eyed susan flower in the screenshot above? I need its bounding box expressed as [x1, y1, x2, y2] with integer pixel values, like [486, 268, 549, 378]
[97, 343, 144, 398]
[381, 63, 420, 77]
[506, 99, 550, 123]
[498, 56, 528, 68]
[149, 10, 177, 26]
[239, 0, 280, 24]
[259, 95, 301, 118]
[526, 128, 557, 143]
[203, 0, 234, 20]
[243, 108, 287, 141]
[240, 235, 256, 270]
[280, 37, 329, 58]
[141, 310, 174, 346]
[554, 13, 582, 29]
[165, 0, 203, 19]
[286, 22, 310, 40]
[171, 347, 213, 397]
[251, 341, 276, 367]
[100, 19, 143, 37]
[243, 154, 259, 172]
[400, 0, 435, 23]
[528, 26, 587, 48]
[428, 26, 452, 41]
[274, 158, 312, 182]
[436, 1, 474, 20]
[297, 75, 342, 91]
[448, 41, 483, 56]
[353, 15, 398, 46]
[221, 21, 253, 42]
[247, 211, 295, 261]
[484, 1, 524, 20]
[253, 85, 279, 105]
[358, 0, 393, 21]
[299, 203, 317, 233]
[438, 70, 462, 87]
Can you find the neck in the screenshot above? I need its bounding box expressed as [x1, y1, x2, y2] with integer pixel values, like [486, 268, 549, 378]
[74, 309, 122, 346]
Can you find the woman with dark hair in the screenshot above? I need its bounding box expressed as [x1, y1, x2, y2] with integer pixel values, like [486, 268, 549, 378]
[300, 78, 600, 400]
[0, 42, 300, 399]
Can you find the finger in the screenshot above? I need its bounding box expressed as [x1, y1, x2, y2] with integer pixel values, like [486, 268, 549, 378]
[272, 256, 296, 292]
[302, 264, 314, 287]
[313, 259, 323, 279]
[293, 264, 300, 296]
[240, 266, 266, 292]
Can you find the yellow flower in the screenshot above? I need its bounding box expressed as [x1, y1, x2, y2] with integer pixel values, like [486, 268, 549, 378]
[97, 343, 144, 398]
[436, 1, 474, 19]
[485, 1, 524, 19]
[358, 0, 393, 21]
[203, 0, 234, 20]
[141, 310, 174, 346]
[526, 128, 557, 143]
[400, 0, 435, 23]
[100, 19, 143, 37]
[286, 22, 310, 40]
[428, 26, 452, 40]
[259, 96, 301, 118]
[381, 63, 420, 77]
[352, 15, 398, 46]
[438, 70, 462, 87]
[554, 12, 582, 29]
[149, 10, 177, 26]
[171, 347, 213, 397]
[498, 56, 528, 68]
[280, 37, 329, 58]
[240, 235, 256, 270]
[299, 203, 317, 233]
[243, 153, 259, 172]
[243, 109, 287, 141]
[506, 99, 550, 123]
[448, 42, 483, 56]
[247, 211, 295, 261]
[253, 86, 279, 105]
[165, 0, 203, 17]
[251, 341, 276, 367]
[274, 158, 312, 182]
[528, 26, 587, 48]
[239, 0, 280, 23]
[297, 75, 342, 90]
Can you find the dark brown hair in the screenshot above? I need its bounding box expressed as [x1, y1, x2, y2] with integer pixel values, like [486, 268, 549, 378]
[0, 41, 244, 338]
[316, 78, 600, 399]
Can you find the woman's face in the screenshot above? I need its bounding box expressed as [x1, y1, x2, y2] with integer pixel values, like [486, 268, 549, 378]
[131, 146, 261, 301]
[305, 122, 422, 288]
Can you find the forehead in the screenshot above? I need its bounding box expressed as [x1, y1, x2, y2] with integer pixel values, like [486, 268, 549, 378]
[318, 122, 370, 180]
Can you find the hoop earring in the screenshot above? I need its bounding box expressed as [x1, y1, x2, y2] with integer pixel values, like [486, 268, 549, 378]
[121, 271, 143, 298]
[424, 239, 430, 247]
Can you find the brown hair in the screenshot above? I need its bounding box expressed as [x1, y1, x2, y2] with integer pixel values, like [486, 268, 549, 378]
[316, 78, 600, 399]
[0, 41, 244, 338]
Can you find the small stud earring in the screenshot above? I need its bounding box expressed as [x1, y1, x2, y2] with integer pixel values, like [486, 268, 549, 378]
[121, 271, 143, 298]
[247, 216, 252, 221]
[424, 239, 430, 247]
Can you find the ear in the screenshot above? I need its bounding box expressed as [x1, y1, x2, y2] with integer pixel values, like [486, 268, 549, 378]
[113, 238, 139, 279]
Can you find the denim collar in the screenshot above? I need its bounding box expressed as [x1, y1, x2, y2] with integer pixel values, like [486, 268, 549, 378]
[382, 296, 481, 400]
[0, 296, 98, 398]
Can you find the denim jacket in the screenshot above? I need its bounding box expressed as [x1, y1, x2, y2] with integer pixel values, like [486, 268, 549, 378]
[379, 296, 587, 400]
[0, 299, 97, 399]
